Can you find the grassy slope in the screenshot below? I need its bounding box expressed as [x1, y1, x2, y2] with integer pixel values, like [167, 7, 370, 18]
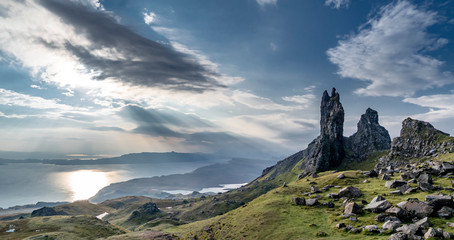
[0, 215, 126, 240]
[167, 168, 454, 239]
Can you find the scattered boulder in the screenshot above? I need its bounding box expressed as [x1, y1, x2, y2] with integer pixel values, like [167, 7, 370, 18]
[344, 202, 364, 215]
[311, 185, 322, 193]
[338, 186, 362, 198]
[385, 180, 407, 189]
[363, 170, 379, 178]
[376, 213, 388, 222]
[327, 193, 340, 199]
[390, 190, 403, 195]
[399, 199, 434, 219]
[306, 198, 319, 206]
[386, 207, 411, 220]
[364, 200, 392, 213]
[292, 197, 305, 206]
[388, 232, 407, 240]
[437, 206, 454, 218]
[415, 217, 431, 229]
[418, 182, 434, 192]
[448, 222, 454, 228]
[364, 225, 379, 233]
[396, 224, 419, 235]
[425, 194, 453, 209]
[418, 173, 432, 184]
[371, 195, 385, 204]
[382, 174, 392, 180]
[383, 220, 402, 231]
[336, 223, 346, 229]
[424, 227, 439, 239]
[337, 173, 345, 179]
[323, 201, 335, 208]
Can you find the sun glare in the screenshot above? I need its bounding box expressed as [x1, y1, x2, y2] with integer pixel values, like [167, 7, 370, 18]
[68, 170, 109, 201]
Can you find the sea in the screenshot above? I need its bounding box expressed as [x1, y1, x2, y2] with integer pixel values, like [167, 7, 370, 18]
[0, 160, 222, 209]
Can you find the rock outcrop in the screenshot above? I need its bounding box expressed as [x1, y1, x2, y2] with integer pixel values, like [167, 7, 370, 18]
[300, 88, 345, 172]
[375, 118, 454, 170]
[345, 108, 391, 160]
[390, 118, 453, 159]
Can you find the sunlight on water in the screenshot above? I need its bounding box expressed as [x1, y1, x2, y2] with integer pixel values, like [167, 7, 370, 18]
[67, 170, 109, 201]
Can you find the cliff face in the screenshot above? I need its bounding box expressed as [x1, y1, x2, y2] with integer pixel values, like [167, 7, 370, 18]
[300, 88, 345, 172]
[345, 108, 391, 160]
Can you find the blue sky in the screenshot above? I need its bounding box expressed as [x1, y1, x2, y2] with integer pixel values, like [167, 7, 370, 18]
[0, 0, 453, 159]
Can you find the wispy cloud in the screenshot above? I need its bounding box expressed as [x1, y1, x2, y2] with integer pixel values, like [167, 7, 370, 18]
[325, 0, 349, 9]
[403, 94, 454, 122]
[256, 0, 278, 7]
[0, 88, 77, 111]
[327, 1, 454, 97]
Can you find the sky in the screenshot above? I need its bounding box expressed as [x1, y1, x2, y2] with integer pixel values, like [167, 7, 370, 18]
[0, 0, 453, 159]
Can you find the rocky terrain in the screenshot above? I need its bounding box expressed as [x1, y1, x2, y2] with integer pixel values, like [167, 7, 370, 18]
[2, 88, 454, 239]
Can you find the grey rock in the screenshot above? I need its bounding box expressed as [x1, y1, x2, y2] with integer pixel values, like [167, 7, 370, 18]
[292, 197, 305, 205]
[322, 201, 335, 208]
[338, 186, 362, 198]
[415, 217, 431, 229]
[419, 182, 435, 192]
[398, 184, 411, 193]
[364, 225, 379, 233]
[376, 213, 388, 222]
[390, 190, 403, 195]
[310, 185, 322, 193]
[442, 230, 454, 239]
[400, 199, 434, 219]
[327, 193, 339, 199]
[424, 227, 439, 239]
[336, 223, 346, 229]
[299, 88, 345, 172]
[386, 207, 411, 220]
[425, 194, 453, 209]
[448, 222, 454, 228]
[382, 174, 392, 180]
[386, 180, 407, 189]
[437, 206, 454, 218]
[404, 187, 419, 194]
[345, 108, 391, 161]
[344, 202, 363, 215]
[349, 217, 358, 222]
[337, 173, 345, 179]
[364, 200, 392, 213]
[388, 232, 407, 240]
[305, 198, 319, 206]
[350, 227, 361, 233]
[383, 220, 402, 231]
[371, 195, 386, 204]
[396, 224, 419, 235]
[418, 173, 433, 184]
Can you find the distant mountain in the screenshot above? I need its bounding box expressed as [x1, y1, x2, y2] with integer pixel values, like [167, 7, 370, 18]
[0, 152, 227, 165]
[90, 158, 276, 203]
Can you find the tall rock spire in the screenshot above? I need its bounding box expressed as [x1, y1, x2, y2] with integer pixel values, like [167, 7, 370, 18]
[345, 108, 391, 160]
[301, 88, 345, 172]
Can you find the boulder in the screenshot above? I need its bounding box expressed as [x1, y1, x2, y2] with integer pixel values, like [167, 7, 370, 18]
[292, 197, 305, 205]
[425, 194, 453, 209]
[364, 225, 379, 233]
[382, 174, 392, 180]
[397, 184, 411, 193]
[376, 213, 388, 222]
[305, 198, 319, 206]
[399, 199, 434, 219]
[418, 173, 432, 184]
[415, 217, 431, 229]
[310, 185, 322, 193]
[424, 227, 439, 239]
[337, 173, 345, 179]
[364, 200, 392, 213]
[386, 207, 411, 220]
[388, 232, 407, 240]
[390, 190, 403, 195]
[344, 202, 363, 215]
[396, 224, 419, 235]
[322, 201, 335, 208]
[437, 206, 454, 218]
[419, 182, 434, 192]
[371, 195, 385, 204]
[383, 220, 402, 231]
[327, 193, 339, 199]
[338, 186, 362, 198]
[385, 180, 407, 189]
[336, 223, 346, 229]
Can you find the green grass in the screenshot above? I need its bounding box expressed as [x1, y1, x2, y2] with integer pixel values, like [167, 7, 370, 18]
[167, 169, 454, 240]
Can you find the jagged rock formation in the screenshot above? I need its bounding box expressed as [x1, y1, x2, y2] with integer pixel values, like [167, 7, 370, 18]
[300, 88, 345, 172]
[376, 118, 454, 170]
[345, 108, 391, 160]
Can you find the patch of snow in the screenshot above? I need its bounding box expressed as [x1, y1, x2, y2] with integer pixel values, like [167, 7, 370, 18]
[96, 212, 109, 220]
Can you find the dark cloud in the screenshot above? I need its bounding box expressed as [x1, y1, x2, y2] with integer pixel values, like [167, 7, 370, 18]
[38, 0, 225, 92]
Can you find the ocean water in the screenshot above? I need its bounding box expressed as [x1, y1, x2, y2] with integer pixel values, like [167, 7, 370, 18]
[0, 161, 219, 208]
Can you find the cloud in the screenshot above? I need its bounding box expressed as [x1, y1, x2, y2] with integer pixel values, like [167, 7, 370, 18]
[325, 0, 349, 9]
[0, 0, 226, 94]
[403, 94, 454, 122]
[256, 0, 278, 7]
[327, 1, 454, 97]
[0, 88, 77, 111]
[232, 90, 303, 111]
[143, 10, 157, 25]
